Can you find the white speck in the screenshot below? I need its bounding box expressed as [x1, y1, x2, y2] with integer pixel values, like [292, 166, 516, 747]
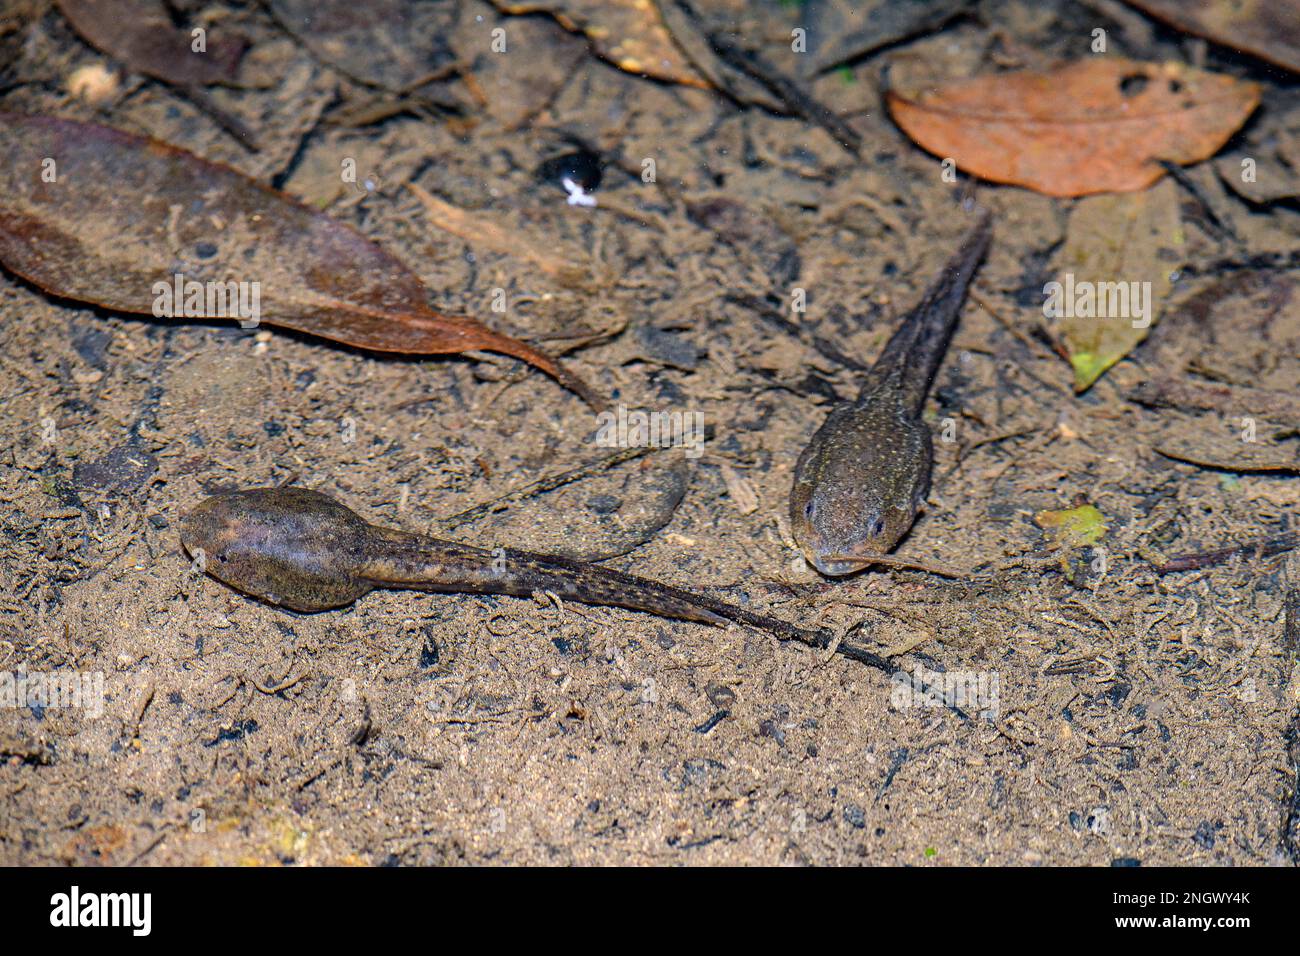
[562, 176, 597, 207]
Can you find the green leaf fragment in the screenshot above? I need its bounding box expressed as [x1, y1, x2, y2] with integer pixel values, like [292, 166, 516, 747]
[1035, 504, 1108, 549]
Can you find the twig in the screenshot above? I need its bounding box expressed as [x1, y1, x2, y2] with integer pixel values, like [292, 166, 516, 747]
[173, 85, 260, 152]
[438, 429, 714, 530]
[674, 0, 861, 155]
[1154, 532, 1300, 574]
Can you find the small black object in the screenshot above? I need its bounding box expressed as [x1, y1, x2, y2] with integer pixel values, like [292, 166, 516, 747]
[536, 149, 602, 195]
[419, 630, 440, 668]
[693, 709, 729, 734]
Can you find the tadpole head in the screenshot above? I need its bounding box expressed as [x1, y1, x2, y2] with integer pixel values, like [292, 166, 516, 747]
[180, 491, 287, 596]
[180, 487, 370, 612]
[792, 482, 907, 576]
[180, 494, 242, 566]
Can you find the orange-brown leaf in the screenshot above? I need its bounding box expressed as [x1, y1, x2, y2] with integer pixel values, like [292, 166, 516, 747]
[0, 113, 596, 405]
[887, 58, 1260, 197]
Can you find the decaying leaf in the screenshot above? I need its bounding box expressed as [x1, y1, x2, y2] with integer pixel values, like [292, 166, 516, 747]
[886, 58, 1260, 197]
[1124, 0, 1300, 75]
[1155, 429, 1300, 474]
[1035, 504, 1108, 549]
[1129, 377, 1300, 429]
[0, 113, 595, 404]
[457, 10, 589, 129]
[1215, 98, 1300, 204]
[490, 0, 709, 88]
[801, 0, 972, 76]
[57, 0, 247, 86]
[1049, 178, 1183, 391]
[718, 463, 758, 515]
[265, 0, 458, 91]
[1036, 503, 1109, 580]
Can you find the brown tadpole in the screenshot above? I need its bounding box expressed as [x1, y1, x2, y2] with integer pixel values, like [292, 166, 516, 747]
[178, 486, 921, 681]
[790, 210, 993, 577]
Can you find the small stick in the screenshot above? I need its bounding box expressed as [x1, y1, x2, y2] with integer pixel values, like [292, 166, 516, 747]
[439, 427, 715, 531]
[1154, 532, 1300, 574]
[173, 85, 260, 152]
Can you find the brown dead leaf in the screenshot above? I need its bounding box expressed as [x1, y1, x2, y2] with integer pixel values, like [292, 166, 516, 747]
[887, 58, 1260, 197]
[491, 0, 708, 88]
[57, 0, 247, 86]
[718, 463, 758, 515]
[1156, 428, 1300, 474]
[1125, 0, 1300, 74]
[0, 114, 596, 405]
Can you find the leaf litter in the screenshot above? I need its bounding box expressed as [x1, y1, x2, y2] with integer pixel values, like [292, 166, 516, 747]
[0, 112, 597, 405]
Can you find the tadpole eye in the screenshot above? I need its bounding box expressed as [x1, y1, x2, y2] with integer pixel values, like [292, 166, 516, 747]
[804, 501, 815, 519]
[869, 517, 885, 536]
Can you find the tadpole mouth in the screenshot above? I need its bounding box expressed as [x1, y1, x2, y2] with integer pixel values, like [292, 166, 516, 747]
[809, 552, 871, 577]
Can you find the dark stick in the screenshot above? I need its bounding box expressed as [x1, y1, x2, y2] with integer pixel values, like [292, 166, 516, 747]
[1154, 532, 1300, 574]
[673, 0, 861, 155]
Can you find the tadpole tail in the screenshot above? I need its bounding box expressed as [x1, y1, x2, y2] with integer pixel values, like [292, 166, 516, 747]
[371, 535, 968, 715]
[391, 539, 844, 652]
[496, 547, 821, 640]
[860, 209, 993, 412]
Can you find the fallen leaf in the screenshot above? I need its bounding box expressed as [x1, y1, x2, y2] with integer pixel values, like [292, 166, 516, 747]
[1035, 504, 1108, 549]
[57, 0, 247, 86]
[1124, 0, 1300, 75]
[1049, 178, 1183, 391]
[886, 58, 1260, 197]
[491, 0, 708, 88]
[0, 114, 595, 404]
[265, 0, 458, 91]
[1155, 429, 1300, 474]
[718, 463, 758, 515]
[457, 12, 589, 130]
[1129, 377, 1300, 429]
[801, 0, 972, 75]
[1215, 98, 1300, 203]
